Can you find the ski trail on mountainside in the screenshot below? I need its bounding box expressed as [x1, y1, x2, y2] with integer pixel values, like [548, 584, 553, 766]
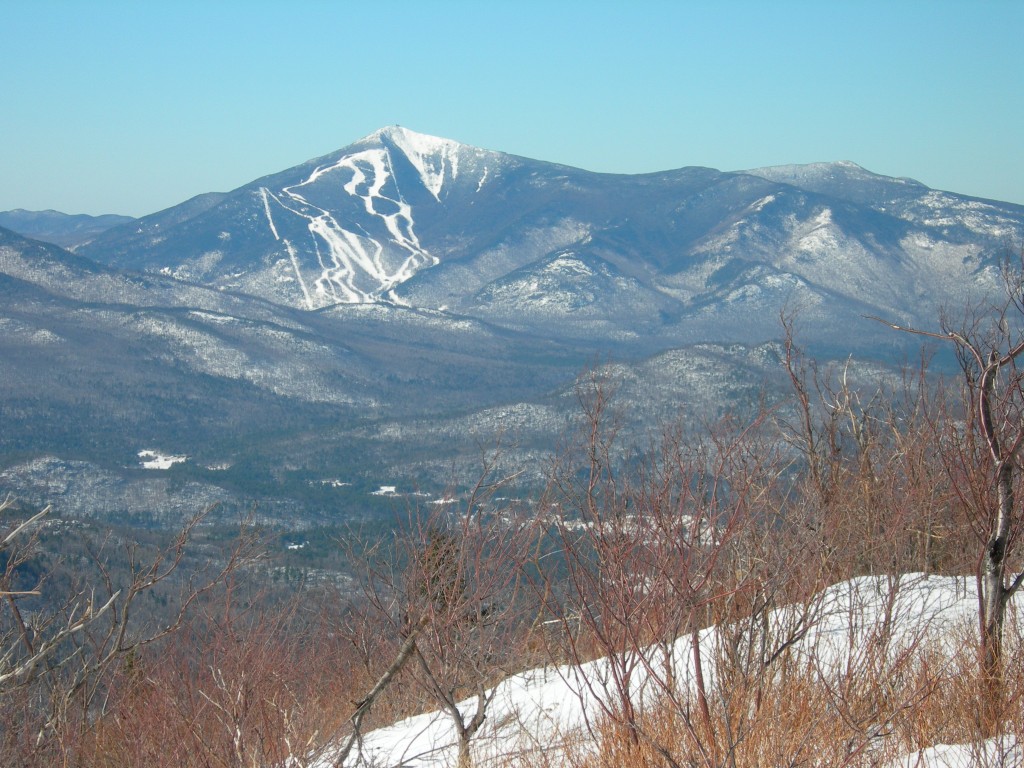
[263, 146, 437, 304]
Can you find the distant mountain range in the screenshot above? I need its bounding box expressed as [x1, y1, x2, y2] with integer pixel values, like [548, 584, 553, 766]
[3, 127, 1023, 525]
[0, 209, 134, 249]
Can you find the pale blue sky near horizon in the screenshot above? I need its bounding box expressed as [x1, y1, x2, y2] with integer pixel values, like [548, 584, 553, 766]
[2, 1, 1022, 217]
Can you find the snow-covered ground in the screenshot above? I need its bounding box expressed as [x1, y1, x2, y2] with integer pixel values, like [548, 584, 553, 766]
[314, 574, 1022, 768]
[137, 449, 187, 469]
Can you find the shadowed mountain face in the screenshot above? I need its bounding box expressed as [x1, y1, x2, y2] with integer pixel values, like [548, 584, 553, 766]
[3, 128, 1024, 521]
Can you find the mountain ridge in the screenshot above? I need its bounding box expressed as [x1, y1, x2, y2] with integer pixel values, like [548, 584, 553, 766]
[0, 209, 135, 249]
[73, 128, 1020, 336]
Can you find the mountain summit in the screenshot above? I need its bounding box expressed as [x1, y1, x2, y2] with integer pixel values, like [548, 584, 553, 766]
[360, 125, 491, 200]
[79, 127, 516, 308]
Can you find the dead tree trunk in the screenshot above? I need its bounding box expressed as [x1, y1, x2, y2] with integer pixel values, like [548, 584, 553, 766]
[977, 355, 1024, 730]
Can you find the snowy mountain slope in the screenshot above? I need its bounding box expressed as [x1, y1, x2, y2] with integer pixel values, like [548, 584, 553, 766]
[1, 225, 309, 324]
[78, 128, 1024, 356]
[80, 127, 521, 309]
[316, 575, 1021, 768]
[0, 228, 387, 475]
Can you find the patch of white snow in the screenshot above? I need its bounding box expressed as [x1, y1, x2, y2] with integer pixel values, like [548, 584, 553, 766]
[137, 450, 188, 470]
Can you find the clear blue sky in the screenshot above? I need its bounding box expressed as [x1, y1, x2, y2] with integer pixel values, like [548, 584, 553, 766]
[3, 1, 1022, 216]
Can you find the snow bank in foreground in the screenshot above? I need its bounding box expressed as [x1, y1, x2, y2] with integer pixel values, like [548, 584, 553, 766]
[314, 575, 1020, 768]
[892, 736, 1022, 767]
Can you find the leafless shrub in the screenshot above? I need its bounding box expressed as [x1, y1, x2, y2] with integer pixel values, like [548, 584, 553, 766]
[0, 500, 258, 766]
[331, 449, 536, 768]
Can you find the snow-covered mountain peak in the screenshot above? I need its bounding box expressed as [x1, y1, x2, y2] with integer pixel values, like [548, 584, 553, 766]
[743, 160, 929, 194]
[364, 126, 490, 201]
[741, 160, 930, 210]
[745, 160, 881, 184]
[369, 125, 466, 156]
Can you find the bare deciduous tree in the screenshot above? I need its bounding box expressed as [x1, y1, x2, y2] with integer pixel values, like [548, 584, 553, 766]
[528, 371, 832, 766]
[871, 251, 1024, 732]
